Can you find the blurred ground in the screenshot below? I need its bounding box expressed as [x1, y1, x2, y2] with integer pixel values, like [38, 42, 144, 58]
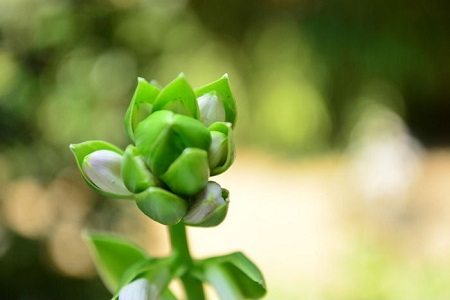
[187, 147, 450, 299]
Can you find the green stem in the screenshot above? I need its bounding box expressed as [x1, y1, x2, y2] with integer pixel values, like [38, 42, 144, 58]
[169, 223, 205, 300]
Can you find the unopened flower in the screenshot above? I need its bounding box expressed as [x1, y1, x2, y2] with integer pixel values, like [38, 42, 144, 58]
[183, 181, 229, 227]
[135, 110, 211, 196]
[82, 150, 131, 196]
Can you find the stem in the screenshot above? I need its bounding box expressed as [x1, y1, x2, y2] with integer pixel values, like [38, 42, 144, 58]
[169, 223, 205, 300]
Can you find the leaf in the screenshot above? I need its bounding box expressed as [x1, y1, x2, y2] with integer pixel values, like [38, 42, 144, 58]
[111, 257, 183, 300]
[69, 141, 133, 199]
[124, 77, 160, 141]
[199, 252, 266, 299]
[135, 187, 188, 225]
[83, 232, 149, 293]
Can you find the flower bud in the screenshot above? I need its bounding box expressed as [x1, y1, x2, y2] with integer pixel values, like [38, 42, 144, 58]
[70, 141, 133, 199]
[183, 181, 229, 227]
[160, 148, 210, 196]
[195, 74, 237, 127]
[124, 78, 160, 142]
[83, 150, 132, 196]
[135, 110, 211, 175]
[197, 93, 226, 127]
[135, 187, 188, 225]
[121, 145, 160, 193]
[208, 122, 235, 176]
[152, 73, 199, 118]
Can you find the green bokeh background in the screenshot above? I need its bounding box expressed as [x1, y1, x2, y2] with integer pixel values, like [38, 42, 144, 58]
[1, 0, 450, 299]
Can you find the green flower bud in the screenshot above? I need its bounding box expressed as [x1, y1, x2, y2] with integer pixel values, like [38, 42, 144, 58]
[135, 110, 211, 181]
[160, 148, 210, 196]
[124, 78, 160, 141]
[197, 93, 226, 127]
[70, 141, 133, 199]
[152, 73, 199, 118]
[135, 187, 188, 225]
[208, 122, 235, 176]
[195, 74, 237, 127]
[183, 181, 229, 227]
[121, 145, 160, 193]
[82, 150, 132, 197]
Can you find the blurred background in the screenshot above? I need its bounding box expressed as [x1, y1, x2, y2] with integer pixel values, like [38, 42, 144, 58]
[1, 0, 450, 299]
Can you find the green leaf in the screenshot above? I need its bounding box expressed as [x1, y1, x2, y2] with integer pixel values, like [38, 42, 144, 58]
[199, 252, 266, 299]
[122, 145, 160, 193]
[208, 122, 235, 176]
[83, 232, 149, 293]
[135, 187, 188, 225]
[112, 258, 179, 300]
[69, 141, 133, 199]
[195, 74, 237, 127]
[153, 73, 199, 118]
[160, 148, 210, 196]
[124, 77, 160, 141]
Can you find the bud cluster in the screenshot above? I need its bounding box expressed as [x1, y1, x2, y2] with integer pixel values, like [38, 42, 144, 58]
[70, 74, 236, 226]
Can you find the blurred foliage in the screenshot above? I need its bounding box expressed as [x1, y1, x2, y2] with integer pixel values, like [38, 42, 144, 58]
[1, 0, 450, 299]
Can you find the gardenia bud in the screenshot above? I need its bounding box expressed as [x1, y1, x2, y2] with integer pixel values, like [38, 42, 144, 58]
[82, 150, 131, 196]
[197, 93, 226, 127]
[183, 181, 229, 227]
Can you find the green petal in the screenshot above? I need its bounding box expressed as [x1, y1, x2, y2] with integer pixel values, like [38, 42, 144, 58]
[160, 148, 210, 196]
[83, 232, 149, 293]
[124, 77, 160, 141]
[69, 141, 133, 199]
[135, 187, 188, 225]
[194, 74, 237, 127]
[152, 73, 199, 118]
[122, 145, 160, 193]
